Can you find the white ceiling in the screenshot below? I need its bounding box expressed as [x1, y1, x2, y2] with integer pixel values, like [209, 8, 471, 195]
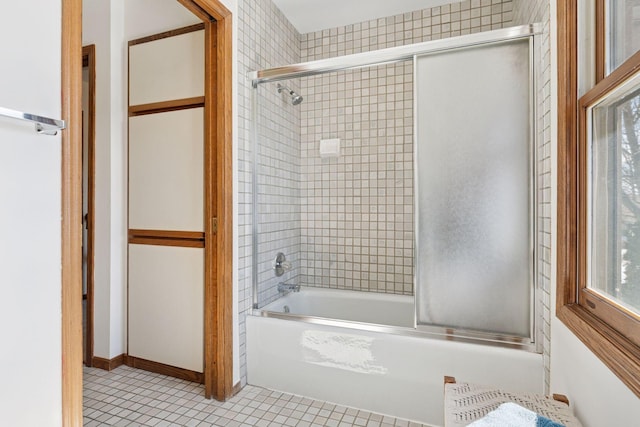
[272, 0, 453, 34]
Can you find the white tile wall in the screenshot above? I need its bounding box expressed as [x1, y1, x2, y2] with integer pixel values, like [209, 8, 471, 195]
[301, 0, 514, 60]
[298, 62, 415, 295]
[512, 0, 552, 392]
[238, 0, 301, 386]
[254, 81, 302, 307]
[298, 1, 513, 295]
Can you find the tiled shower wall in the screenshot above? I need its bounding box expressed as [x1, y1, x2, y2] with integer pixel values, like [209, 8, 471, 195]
[512, 0, 552, 393]
[237, 0, 300, 386]
[298, 0, 514, 294]
[298, 63, 414, 294]
[254, 81, 302, 306]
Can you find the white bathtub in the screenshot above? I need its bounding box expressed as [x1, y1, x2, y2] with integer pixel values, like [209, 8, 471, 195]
[247, 287, 543, 426]
[259, 287, 415, 327]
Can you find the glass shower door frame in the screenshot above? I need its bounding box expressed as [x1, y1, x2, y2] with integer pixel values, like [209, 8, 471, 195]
[412, 35, 539, 350]
[249, 25, 541, 352]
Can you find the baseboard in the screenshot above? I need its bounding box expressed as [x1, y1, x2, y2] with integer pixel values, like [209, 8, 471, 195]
[92, 354, 125, 371]
[231, 381, 242, 397]
[125, 355, 204, 384]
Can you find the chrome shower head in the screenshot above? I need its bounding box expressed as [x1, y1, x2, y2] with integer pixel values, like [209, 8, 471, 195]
[291, 93, 304, 105]
[277, 83, 304, 106]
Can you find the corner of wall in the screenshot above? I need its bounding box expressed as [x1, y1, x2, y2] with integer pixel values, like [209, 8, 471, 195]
[83, 0, 114, 360]
[108, 0, 128, 359]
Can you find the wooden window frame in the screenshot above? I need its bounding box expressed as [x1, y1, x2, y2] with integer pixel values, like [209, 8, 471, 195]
[558, 0, 640, 398]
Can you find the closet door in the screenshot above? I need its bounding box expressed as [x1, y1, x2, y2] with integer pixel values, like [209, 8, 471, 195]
[128, 26, 205, 376]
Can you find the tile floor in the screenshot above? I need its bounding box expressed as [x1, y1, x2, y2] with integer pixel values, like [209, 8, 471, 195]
[83, 366, 428, 427]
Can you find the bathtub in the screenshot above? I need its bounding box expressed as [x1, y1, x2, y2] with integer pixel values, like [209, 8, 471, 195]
[258, 287, 415, 328]
[247, 287, 543, 426]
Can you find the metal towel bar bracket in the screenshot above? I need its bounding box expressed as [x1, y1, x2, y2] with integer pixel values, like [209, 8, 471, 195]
[0, 106, 66, 136]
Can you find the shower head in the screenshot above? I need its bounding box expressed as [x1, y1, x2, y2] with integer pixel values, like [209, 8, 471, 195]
[291, 92, 304, 106]
[277, 83, 304, 105]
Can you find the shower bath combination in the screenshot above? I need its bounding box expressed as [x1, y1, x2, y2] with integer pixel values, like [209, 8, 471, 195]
[248, 24, 542, 426]
[277, 83, 303, 105]
[253, 24, 539, 346]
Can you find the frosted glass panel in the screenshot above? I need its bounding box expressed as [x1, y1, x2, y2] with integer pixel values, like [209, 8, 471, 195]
[415, 39, 532, 337]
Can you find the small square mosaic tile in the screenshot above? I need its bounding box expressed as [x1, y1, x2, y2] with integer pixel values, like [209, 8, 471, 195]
[84, 366, 428, 427]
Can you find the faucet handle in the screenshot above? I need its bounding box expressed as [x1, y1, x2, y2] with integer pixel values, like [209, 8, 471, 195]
[274, 252, 292, 276]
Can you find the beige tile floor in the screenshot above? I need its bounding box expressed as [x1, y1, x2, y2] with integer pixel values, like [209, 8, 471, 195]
[83, 365, 428, 427]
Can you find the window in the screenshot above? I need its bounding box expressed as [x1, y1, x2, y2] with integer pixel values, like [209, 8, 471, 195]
[589, 74, 640, 325]
[607, 0, 640, 73]
[558, 0, 640, 397]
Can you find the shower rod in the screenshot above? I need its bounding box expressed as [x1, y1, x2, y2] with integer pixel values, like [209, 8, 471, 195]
[249, 23, 541, 85]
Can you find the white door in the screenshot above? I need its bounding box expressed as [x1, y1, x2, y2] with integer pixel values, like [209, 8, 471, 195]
[0, 1, 65, 424]
[127, 26, 206, 374]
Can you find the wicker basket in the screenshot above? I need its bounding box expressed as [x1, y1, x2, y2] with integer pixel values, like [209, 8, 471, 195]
[444, 379, 583, 427]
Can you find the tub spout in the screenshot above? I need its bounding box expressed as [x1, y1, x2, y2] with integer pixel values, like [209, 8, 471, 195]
[278, 282, 300, 293]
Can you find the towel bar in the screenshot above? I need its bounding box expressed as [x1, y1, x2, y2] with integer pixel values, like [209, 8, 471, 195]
[0, 106, 66, 135]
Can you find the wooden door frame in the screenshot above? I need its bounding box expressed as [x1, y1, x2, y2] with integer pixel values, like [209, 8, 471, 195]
[82, 44, 96, 368]
[61, 0, 83, 424]
[62, 0, 233, 423]
[180, 0, 234, 400]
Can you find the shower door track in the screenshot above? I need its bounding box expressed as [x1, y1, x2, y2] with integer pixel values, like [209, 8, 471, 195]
[256, 309, 537, 352]
[249, 24, 541, 85]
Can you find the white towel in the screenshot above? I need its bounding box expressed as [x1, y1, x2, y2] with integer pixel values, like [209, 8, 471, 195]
[468, 402, 539, 426]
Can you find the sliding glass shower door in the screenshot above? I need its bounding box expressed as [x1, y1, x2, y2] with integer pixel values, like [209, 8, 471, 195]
[414, 38, 534, 339]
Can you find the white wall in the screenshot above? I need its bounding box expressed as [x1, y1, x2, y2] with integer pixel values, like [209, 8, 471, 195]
[83, 0, 126, 359]
[109, 0, 128, 361]
[548, 1, 640, 424]
[273, 0, 453, 33]
[0, 1, 62, 425]
[125, 0, 200, 39]
[551, 321, 640, 426]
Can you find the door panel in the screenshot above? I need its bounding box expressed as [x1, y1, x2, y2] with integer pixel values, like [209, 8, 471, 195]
[128, 244, 204, 372]
[129, 29, 205, 106]
[128, 25, 205, 376]
[414, 39, 532, 338]
[129, 108, 204, 232]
